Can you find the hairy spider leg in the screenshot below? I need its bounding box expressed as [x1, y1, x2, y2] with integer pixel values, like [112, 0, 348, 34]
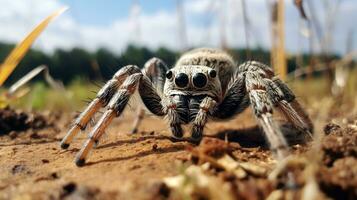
[60, 65, 141, 149]
[131, 58, 168, 134]
[268, 78, 313, 136]
[75, 67, 168, 166]
[75, 73, 143, 166]
[190, 96, 217, 141]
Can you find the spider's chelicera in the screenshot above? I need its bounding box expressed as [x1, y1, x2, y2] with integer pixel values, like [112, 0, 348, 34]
[60, 48, 313, 167]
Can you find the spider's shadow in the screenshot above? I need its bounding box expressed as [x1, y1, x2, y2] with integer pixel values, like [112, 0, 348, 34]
[86, 140, 185, 166]
[213, 123, 309, 148]
[87, 123, 308, 166]
[96, 135, 172, 149]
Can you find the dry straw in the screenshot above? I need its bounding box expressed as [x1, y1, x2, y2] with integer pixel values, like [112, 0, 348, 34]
[0, 7, 68, 86]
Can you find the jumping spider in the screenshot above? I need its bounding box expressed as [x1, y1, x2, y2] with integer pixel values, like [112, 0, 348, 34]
[60, 48, 313, 167]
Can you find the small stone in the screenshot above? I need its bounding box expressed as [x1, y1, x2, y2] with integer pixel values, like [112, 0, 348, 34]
[51, 172, 59, 179]
[11, 165, 26, 174]
[323, 123, 341, 135]
[9, 131, 17, 139]
[30, 132, 41, 139]
[41, 159, 50, 164]
[61, 182, 77, 197]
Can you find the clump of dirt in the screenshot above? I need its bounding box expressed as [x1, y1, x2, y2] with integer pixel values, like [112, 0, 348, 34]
[59, 182, 109, 199]
[318, 123, 357, 199]
[319, 157, 357, 199]
[1, 104, 356, 199]
[0, 106, 49, 135]
[189, 137, 239, 159]
[166, 137, 274, 199]
[321, 123, 357, 166]
[163, 123, 357, 200]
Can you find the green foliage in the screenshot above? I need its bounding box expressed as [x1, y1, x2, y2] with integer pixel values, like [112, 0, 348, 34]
[0, 43, 181, 85]
[0, 42, 344, 86]
[11, 78, 98, 111]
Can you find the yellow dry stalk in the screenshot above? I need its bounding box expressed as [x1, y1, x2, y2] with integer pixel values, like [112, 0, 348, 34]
[0, 88, 29, 109]
[0, 7, 68, 86]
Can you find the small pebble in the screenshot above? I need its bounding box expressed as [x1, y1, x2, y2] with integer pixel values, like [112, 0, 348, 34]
[152, 144, 158, 151]
[30, 132, 41, 139]
[9, 131, 18, 139]
[42, 159, 50, 164]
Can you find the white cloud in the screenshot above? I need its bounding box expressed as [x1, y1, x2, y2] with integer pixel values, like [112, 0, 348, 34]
[0, 0, 355, 55]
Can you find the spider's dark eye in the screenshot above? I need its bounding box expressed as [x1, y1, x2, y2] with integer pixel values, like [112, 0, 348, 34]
[209, 70, 217, 78]
[175, 73, 189, 88]
[193, 73, 207, 88]
[166, 70, 173, 79]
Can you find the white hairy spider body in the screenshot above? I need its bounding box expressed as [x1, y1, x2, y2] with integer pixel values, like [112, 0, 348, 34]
[60, 48, 313, 167]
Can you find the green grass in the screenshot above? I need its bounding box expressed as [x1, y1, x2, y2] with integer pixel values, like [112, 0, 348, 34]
[11, 78, 97, 111]
[288, 68, 356, 104]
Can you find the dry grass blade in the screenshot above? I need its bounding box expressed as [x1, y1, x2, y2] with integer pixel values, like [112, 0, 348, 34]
[294, 0, 308, 20]
[0, 7, 68, 86]
[7, 65, 64, 97]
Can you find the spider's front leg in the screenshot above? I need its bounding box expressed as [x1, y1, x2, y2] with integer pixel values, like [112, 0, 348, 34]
[245, 70, 290, 159]
[74, 71, 166, 166]
[267, 78, 313, 135]
[75, 73, 143, 166]
[213, 61, 313, 160]
[60, 65, 141, 149]
[131, 57, 168, 134]
[241, 61, 313, 137]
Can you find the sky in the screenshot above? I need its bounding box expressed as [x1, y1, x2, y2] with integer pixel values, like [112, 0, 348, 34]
[0, 0, 356, 55]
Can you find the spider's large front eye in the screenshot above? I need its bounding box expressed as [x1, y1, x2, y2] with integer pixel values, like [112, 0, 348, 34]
[193, 73, 207, 88]
[175, 73, 189, 88]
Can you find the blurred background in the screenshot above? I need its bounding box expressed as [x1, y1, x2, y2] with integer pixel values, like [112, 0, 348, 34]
[0, 0, 356, 111]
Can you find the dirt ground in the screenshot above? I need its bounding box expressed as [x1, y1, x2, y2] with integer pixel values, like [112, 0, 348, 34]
[0, 103, 356, 200]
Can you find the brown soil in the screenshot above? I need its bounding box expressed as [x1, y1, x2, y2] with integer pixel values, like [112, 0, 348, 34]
[0, 107, 49, 135]
[0, 107, 356, 199]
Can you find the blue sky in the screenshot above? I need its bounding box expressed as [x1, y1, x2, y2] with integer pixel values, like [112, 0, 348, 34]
[60, 0, 175, 26]
[0, 0, 356, 55]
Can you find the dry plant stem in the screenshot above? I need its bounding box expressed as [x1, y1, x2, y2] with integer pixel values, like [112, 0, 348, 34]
[0, 7, 67, 86]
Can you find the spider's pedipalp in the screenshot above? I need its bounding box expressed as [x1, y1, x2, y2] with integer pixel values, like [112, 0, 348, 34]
[163, 96, 184, 139]
[191, 96, 217, 141]
[60, 65, 141, 149]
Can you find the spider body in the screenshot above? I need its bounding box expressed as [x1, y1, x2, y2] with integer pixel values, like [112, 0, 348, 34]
[60, 48, 313, 167]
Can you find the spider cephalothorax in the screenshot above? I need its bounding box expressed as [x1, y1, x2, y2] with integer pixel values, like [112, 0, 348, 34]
[60, 48, 313, 167]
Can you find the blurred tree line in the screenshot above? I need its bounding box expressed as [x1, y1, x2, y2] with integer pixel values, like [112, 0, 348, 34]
[0, 42, 336, 86]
